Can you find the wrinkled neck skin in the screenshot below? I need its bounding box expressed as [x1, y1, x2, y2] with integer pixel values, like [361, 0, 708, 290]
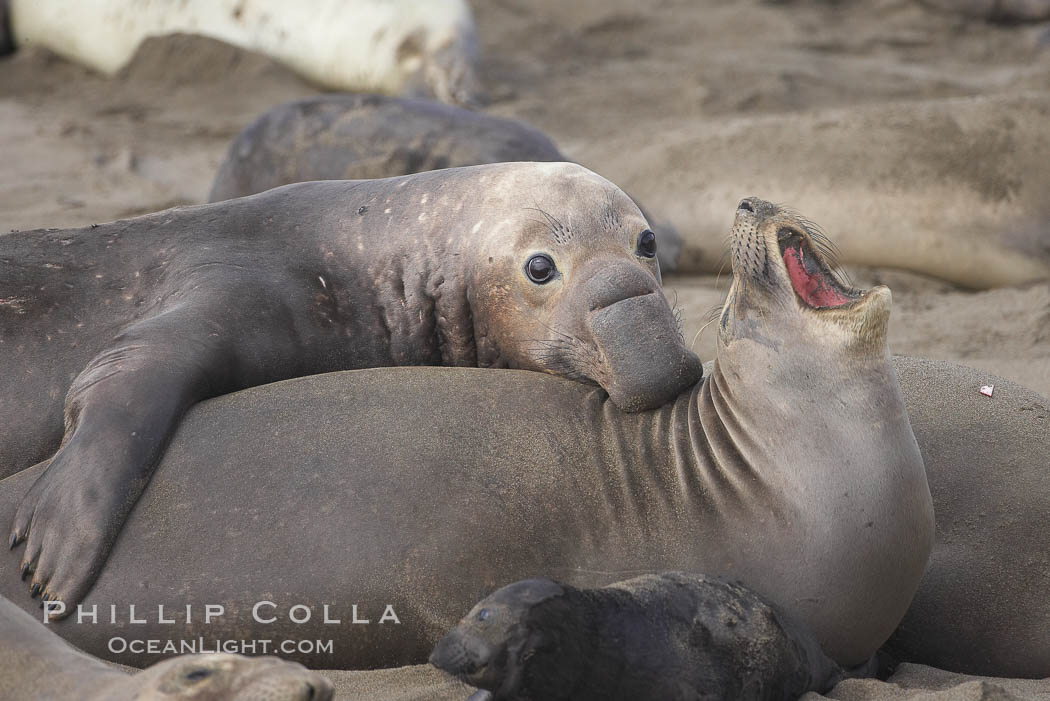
[683, 277, 934, 665]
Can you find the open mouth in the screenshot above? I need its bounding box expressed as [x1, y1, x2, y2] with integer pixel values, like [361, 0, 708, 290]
[777, 230, 861, 309]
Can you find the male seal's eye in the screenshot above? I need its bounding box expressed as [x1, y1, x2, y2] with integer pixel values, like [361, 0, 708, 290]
[184, 668, 213, 682]
[524, 254, 556, 284]
[636, 230, 657, 258]
[477, 608, 491, 621]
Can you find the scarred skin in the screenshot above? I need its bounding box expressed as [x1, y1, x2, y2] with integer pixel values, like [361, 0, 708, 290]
[0, 593, 333, 701]
[208, 93, 684, 272]
[0, 161, 702, 613]
[0, 198, 932, 670]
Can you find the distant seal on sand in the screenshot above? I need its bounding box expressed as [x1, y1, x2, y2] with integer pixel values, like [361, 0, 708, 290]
[921, 0, 1050, 22]
[430, 573, 846, 701]
[0, 593, 333, 700]
[584, 93, 1050, 287]
[884, 358, 1050, 679]
[1, 162, 702, 613]
[5, 0, 482, 104]
[0, 198, 933, 670]
[0, 1, 12, 56]
[208, 94, 684, 272]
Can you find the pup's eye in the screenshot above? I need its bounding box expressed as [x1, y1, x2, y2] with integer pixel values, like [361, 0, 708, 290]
[524, 254, 556, 284]
[184, 668, 213, 682]
[477, 608, 491, 621]
[636, 230, 657, 258]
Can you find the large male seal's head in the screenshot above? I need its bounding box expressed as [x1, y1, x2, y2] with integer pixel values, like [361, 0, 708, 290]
[717, 197, 892, 373]
[430, 578, 566, 700]
[108, 653, 333, 700]
[464, 162, 703, 411]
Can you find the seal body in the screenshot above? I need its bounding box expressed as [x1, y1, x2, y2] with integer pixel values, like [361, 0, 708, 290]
[1, 162, 702, 614]
[884, 358, 1050, 679]
[584, 93, 1050, 287]
[7, 0, 482, 104]
[0, 593, 333, 700]
[921, 0, 1050, 22]
[208, 94, 684, 272]
[0, 199, 933, 670]
[430, 573, 845, 701]
[0, 0, 12, 56]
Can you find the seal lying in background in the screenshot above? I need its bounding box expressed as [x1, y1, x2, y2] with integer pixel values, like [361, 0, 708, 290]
[0, 594, 333, 701]
[3, 0, 481, 105]
[430, 573, 846, 701]
[582, 93, 1050, 288]
[920, 0, 1050, 22]
[0, 198, 934, 670]
[0, 0, 11, 56]
[208, 94, 684, 272]
[1, 162, 703, 613]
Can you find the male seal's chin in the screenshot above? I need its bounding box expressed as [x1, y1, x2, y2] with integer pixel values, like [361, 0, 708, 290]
[589, 292, 704, 412]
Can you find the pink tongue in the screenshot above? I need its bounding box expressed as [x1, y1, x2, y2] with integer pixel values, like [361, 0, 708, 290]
[782, 245, 852, 308]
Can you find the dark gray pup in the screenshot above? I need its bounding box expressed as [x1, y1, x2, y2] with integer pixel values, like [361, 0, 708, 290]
[430, 573, 845, 701]
[207, 94, 684, 272]
[1, 161, 702, 611]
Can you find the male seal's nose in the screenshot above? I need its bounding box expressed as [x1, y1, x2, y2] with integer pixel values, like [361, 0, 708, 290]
[738, 199, 755, 213]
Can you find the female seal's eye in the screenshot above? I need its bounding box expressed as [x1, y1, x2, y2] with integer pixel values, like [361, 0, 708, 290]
[184, 668, 213, 682]
[477, 608, 491, 621]
[636, 230, 657, 258]
[524, 254, 556, 284]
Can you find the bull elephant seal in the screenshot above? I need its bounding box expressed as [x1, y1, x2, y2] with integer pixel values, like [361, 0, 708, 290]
[0, 593, 333, 700]
[1, 162, 702, 612]
[0, 198, 933, 670]
[582, 93, 1050, 287]
[884, 358, 1050, 679]
[430, 573, 846, 701]
[4, 0, 481, 105]
[208, 94, 684, 272]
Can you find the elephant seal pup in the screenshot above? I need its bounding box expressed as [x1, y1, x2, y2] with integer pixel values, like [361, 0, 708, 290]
[430, 573, 846, 701]
[884, 358, 1050, 679]
[208, 94, 684, 272]
[0, 198, 933, 670]
[0, 594, 333, 701]
[583, 93, 1050, 287]
[5, 0, 481, 105]
[2, 161, 703, 612]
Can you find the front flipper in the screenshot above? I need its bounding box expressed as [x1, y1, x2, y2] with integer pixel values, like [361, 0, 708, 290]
[9, 306, 233, 610]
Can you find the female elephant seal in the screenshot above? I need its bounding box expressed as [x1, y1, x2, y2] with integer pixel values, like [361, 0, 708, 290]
[4, 0, 481, 105]
[430, 573, 846, 701]
[1, 161, 702, 613]
[0, 198, 933, 670]
[0, 594, 333, 700]
[208, 94, 684, 272]
[585, 93, 1050, 287]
